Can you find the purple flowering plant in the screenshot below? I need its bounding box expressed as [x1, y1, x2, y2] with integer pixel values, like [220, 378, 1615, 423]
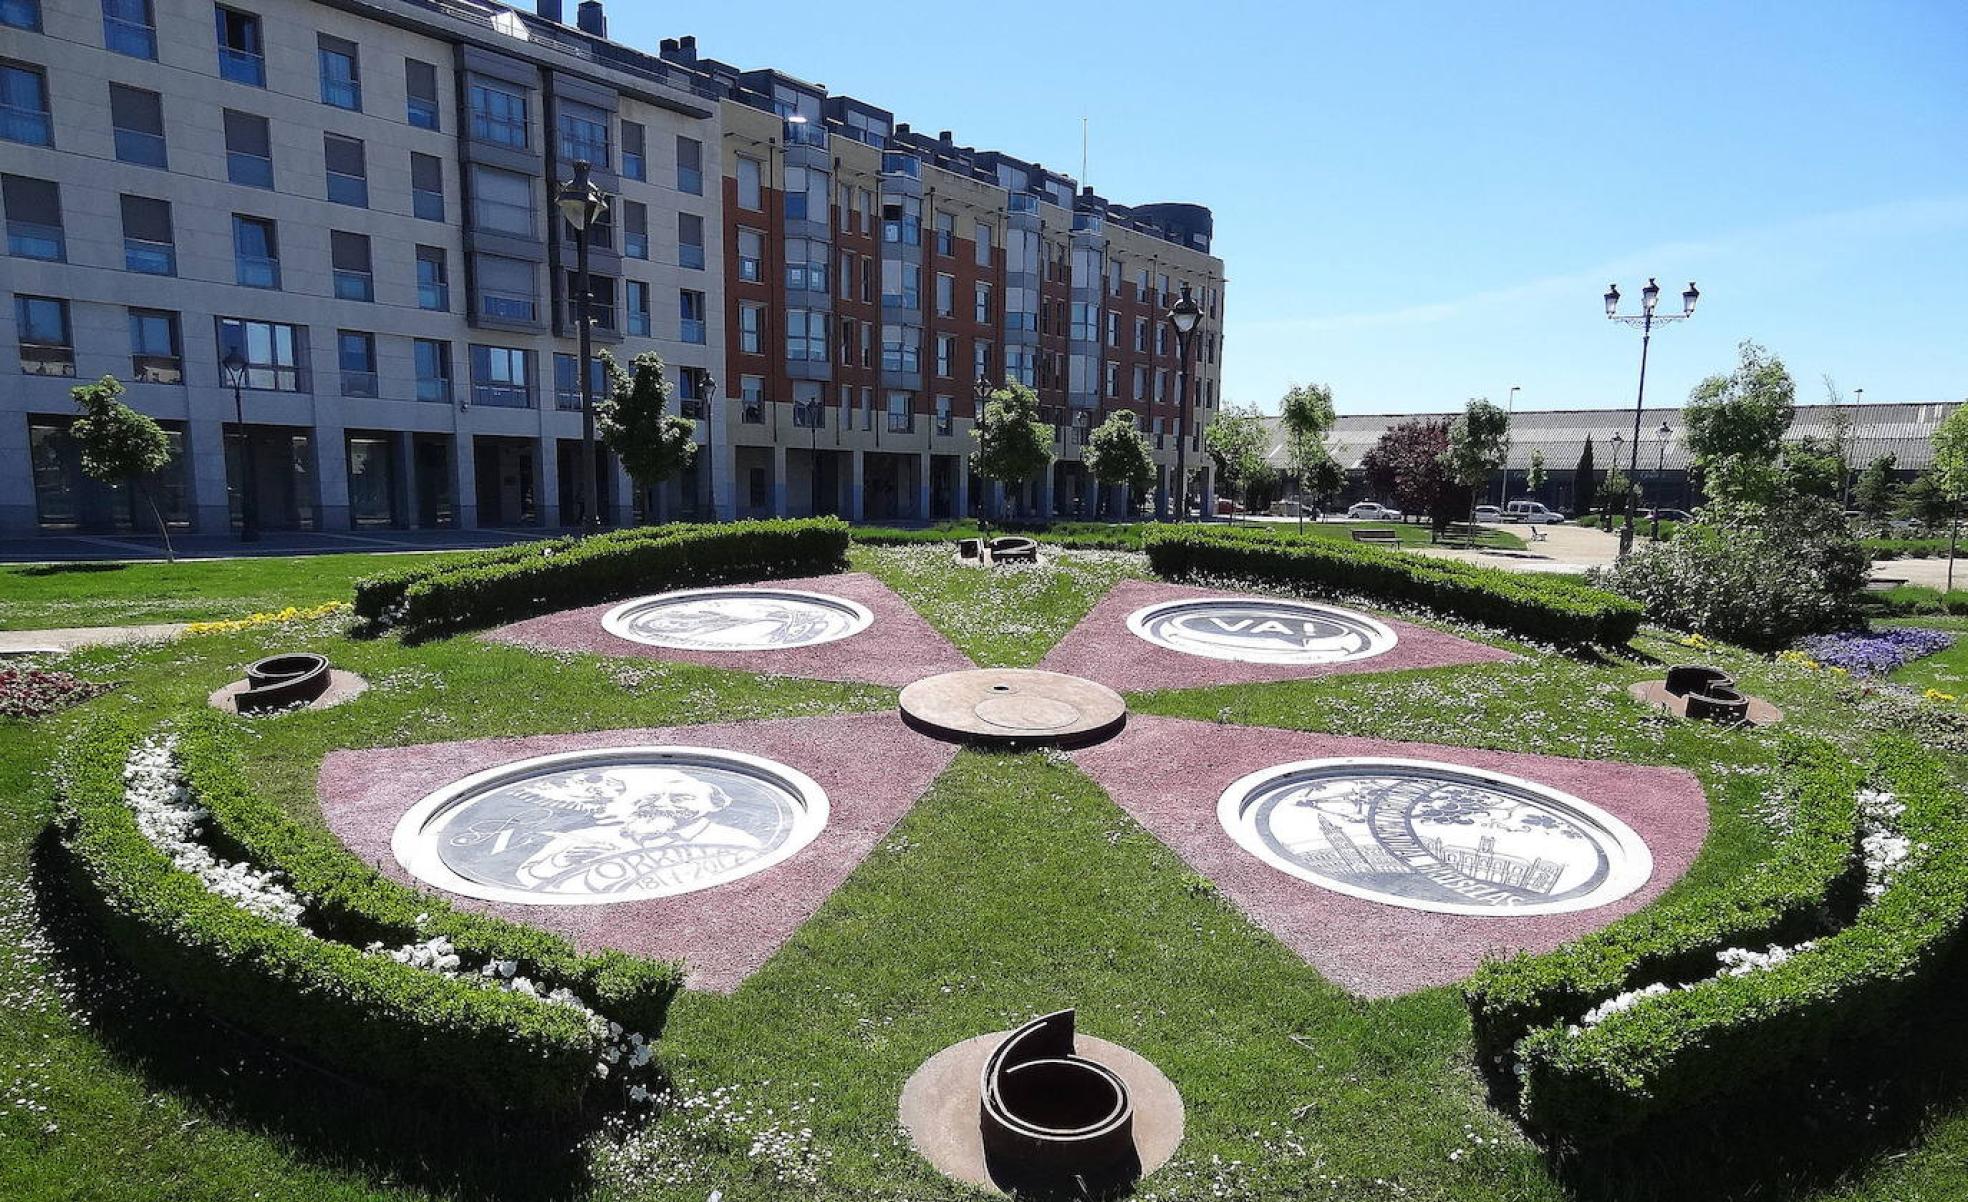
[1796, 627, 1957, 676]
[0, 665, 113, 719]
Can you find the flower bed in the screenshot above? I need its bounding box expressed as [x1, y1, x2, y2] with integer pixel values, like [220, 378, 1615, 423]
[0, 665, 111, 719]
[1794, 627, 1955, 676]
[182, 600, 352, 638]
[1141, 525, 1642, 648]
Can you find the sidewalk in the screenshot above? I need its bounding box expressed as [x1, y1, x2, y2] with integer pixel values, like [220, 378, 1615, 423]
[0, 528, 548, 566]
[0, 622, 186, 656]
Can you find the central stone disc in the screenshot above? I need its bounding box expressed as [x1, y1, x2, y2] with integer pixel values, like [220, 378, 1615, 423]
[900, 669, 1126, 748]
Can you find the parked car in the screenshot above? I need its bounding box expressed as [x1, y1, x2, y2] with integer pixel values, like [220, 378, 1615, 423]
[1504, 500, 1566, 524]
[1472, 505, 1504, 522]
[1347, 501, 1404, 522]
[1644, 508, 1694, 523]
[1215, 498, 1245, 516]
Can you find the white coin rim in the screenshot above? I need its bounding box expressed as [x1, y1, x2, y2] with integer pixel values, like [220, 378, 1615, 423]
[1124, 596, 1400, 664]
[601, 587, 875, 651]
[1215, 756, 1654, 917]
[391, 745, 830, 906]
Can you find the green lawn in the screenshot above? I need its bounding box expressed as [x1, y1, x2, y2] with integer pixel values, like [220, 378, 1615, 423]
[2, 547, 1964, 1201]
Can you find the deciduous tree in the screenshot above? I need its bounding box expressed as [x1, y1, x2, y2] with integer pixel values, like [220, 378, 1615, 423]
[70, 375, 177, 561]
[1362, 418, 1459, 530]
[970, 381, 1054, 521]
[1683, 340, 1796, 504]
[596, 351, 695, 523]
[1927, 403, 1968, 595]
[1443, 397, 1510, 529]
[1203, 404, 1269, 504]
[1083, 410, 1155, 517]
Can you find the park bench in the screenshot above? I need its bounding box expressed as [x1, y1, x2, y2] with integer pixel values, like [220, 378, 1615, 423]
[1349, 528, 1402, 547]
[1431, 522, 1511, 548]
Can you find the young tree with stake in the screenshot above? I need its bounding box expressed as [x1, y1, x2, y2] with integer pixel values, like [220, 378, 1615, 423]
[970, 381, 1054, 522]
[1083, 410, 1155, 518]
[70, 376, 177, 561]
[595, 351, 695, 524]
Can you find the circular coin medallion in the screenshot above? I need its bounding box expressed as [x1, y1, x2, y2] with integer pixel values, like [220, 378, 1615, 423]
[392, 746, 828, 905]
[602, 588, 872, 652]
[1218, 758, 1652, 916]
[1126, 597, 1397, 665]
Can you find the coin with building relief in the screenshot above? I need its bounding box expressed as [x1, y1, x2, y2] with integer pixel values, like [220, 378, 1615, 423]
[1126, 598, 1398, 665]
[1216, 758, 1652, 916]
[603, 588, 873, 652]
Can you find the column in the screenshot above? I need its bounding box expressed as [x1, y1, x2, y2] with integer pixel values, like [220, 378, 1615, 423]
[1037, 467, 1055, 522]
[770, 445, 788, 517]
[710, 437, 736, 521]
[311, 420, 351, 531]
[1111, 483, 1131, 521]
[1154, 464, 1170, 521]
[184, 417, 232, 534]
[390, 431, 415, 529]
[533, 438, 561, 529]
[611, 457, 636, 527]
[1202, 468, 1216, 521]
[847, 449, 865, 523]
[915, 452, 932, 522]
[452, 434, 478, 530]
[953, 460, 970, 522]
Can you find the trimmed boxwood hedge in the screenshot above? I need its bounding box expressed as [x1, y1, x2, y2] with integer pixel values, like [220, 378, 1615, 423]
[1465, 738, 1865, 1078]
[172, 710, 681, 1035]
[352, 534, 581, 623]
[1141, 525, 1643, 648]
[53, 714, 659, 1115]
[1476, 738, 1968, 1148]
[367, 518, 850, 637]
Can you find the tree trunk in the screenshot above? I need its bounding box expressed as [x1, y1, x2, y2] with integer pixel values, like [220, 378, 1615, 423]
[1949, 507, 1959, 609]
[141, 483, 175, 564]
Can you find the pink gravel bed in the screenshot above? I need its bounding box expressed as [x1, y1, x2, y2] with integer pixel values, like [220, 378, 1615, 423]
[1038, 579, 1515, 693]
[1072, 715, 1708, 996]
[481, 572, 975, 687]
[317, 712, 957, 991]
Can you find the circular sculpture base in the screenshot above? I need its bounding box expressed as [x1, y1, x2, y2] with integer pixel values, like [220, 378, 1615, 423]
[1630, 679, 1783, 726]
[900, 1028, 1184, 1198]
[208, 669, 367, 714]
[899, 669, 1126, 748]
[1126, 596, 1398, 665]
[602, 587, 873, 652]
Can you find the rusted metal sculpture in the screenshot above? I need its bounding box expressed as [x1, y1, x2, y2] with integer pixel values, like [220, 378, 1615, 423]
[237, 653, 333, 713]
[987, 535, 1039, 564]
[980, 1010, 1138, 1191]
[1664, 664, 1750, 724]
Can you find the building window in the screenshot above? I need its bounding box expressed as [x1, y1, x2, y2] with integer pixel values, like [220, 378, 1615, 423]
[740, 375, 765, 420]
[573, 203, 612, 252]
[1132, 364, 1147, 401]
[935, 210, 955, 256]
[468, 80, 527, 148]
[129, 308, 182, 384]
[552, 353, 605, 411]
[791, 384, 824, 429]
[330, 231, 373, 301]
[416, 245, 448, 311]
[617, 200, 648, 259]
[736, 156, 761, 210]
[783, 166, 827, 222]
[736, 228, 762, 282]
[318, 34, 360, 110]
[935, 335, 955, 379]
[572, 274, 616, 331]
[679, 290, 706, 344]
[470, 345, 532, 408]
[103, 0, 157, 59]
[886, 391, 913, 433]
[974, 221, 992, 267]
[470, 164, 534, 236]
[973, 339, 992, 380]
[216, 317, 304, 391]
[935, 273, 955, 318]
[475, 255, 535, 322]
[410, 153, 444, 221]
[231, 214, 278, 287]
[1134, 317, 1149, 352]
[882, 194, 920, 245]
[621, 120, 645, 181]
[678, 211, 704, 269]
[1, 0, 38, 31]
[413, 338, 450, 403]
[15, 295, 72, 376]
[974, 282, 992, 323]
[1071, 302, 1098, 342]
[0, 62, 51, 147]
[738, 303, 764, 354]
[1104, 361, 1118, 398]
[108, 84, 166, 167]
[338, 330, 377, 397]
[676, 135, 702, 194]
[223, 109, 272, 188]
[785, 309, 826, 362]
[626, 280, 650, 335]
[4, 176, 61, 260]
[936, 394, 953, 435]
[1007, 345, 1036, 388]
[405, 59, 439, 130]
[215, 6, 265, 87]
[881, 260, 919, 310]
[120, 194, 174, 275]
[324, 133, 368, 207]
[557, 99, 609, 168]
[787, 238, 827, 293]
[881, 324, 919, 372]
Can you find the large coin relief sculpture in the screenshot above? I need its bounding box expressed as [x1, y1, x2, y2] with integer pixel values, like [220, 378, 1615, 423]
[603, 588, 874, 652]
[1126, 598, 1398, 665]
[1218, 758, 1653, 916]
[393, 748, 829, 905]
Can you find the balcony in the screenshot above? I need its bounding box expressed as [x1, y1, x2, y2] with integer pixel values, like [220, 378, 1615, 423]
[341, 370, 378, 397]
[415, 378, 451, 405]
[881, 152, 920, 179]
[1008, 193, 1038, 214]
[472, 383, 532, 409]
[784, 118, 826, 148]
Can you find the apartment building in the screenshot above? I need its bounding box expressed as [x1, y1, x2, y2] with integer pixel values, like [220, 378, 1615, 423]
[0, 0, 1223, 537]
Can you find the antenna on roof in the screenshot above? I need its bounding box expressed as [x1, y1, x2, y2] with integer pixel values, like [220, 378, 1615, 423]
[1081, 115, 1088, 187]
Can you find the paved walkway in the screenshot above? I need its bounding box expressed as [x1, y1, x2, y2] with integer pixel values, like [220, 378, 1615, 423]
[0, 622, 187, 656]
[1865, 556, 1964, 591]
[0, 528, 547, 566]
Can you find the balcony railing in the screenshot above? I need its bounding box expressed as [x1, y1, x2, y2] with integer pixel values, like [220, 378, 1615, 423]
[880, 152, 920, 178]
[341, 370, 378, 397]
[472, 383, 532, 409]
[415, 378, 451, 405]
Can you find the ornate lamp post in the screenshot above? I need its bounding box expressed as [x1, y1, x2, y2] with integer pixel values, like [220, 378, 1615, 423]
[974, 374, 993, 520]
[700, 372, 717, 520]
[1604, 277, 1699, 557]
[1609, 430, 1624, 525]
[556, 160, 609, 533]
[1164, 284, 1203, 521]
[220, 348, 259, 542]
[1652, 420, 1673, 540]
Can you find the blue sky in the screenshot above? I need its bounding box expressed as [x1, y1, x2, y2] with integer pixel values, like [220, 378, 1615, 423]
[611, 1, 1968, 415]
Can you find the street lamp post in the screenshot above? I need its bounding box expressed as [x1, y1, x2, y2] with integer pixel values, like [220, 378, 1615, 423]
[1609, 431, 1625, 526]
[556, 161, 609, 534]
[700, 372, 717, 520]
[1652, 420, 1673, 540]
[1604, 278, 1698, 557]
[974, 374, 993, 521]
[1164, 283, 1203, 522]
[1498, 384, 1521, 506]
[220, 348, 259, 542]
[1844, 387, 1864, 509]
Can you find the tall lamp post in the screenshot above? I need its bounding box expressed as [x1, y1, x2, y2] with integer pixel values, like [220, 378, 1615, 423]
[1609, 431, 1625, 525]
[220, 348, 259, 542]
[1844, 387, 1864, 508]
[1497, 384, 1521, 506]
[700, 372, 717, 520]
[556, 161, 609, 533]
[1164, 283, 1203, 521]
[1604, 277, 1699, 557]
[974, 374, 993, 520]
[1652, 420, 1673, 540]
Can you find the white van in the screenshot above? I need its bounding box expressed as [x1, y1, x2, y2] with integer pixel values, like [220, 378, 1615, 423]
[1504, 500, 1565, 524]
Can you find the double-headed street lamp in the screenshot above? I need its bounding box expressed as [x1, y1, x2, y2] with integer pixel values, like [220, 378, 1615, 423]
[220, 348, 259, 542]
[1164, 284, 1203, 521]
[1604, 277, 1699, 557]
[556, 160, 609, 533]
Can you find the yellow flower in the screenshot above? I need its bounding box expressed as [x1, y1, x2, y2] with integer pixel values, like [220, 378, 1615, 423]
[1924, 688, 1957, 704]
[181, 600, 351, 638]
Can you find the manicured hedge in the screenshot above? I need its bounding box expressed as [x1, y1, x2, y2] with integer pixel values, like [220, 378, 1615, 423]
[851, 520, 1146, 551]
[1479, 738, 1968, 1149]
[374, 518, 850, 637]
[1142, 525, 1643, 647]
[352, 534, 580, 622]
[54, 714, 608, 1115]
[172, 710, 681, 1034]
[1465, 738, 1864, 1076]
[1866, 537, 1958, 560]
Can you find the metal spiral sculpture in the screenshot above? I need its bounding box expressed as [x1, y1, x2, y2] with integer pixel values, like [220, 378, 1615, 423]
[979, 1010, 1137, 1189]
[237, 653, 332, 713]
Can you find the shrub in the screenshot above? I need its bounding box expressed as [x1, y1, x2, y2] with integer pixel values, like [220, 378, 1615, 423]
[1512, 739, 1968, 1147]
[1593, 495, 1871, 652]
[55, 714, 609, 1115]
[1142, 525, 1642, 647]
[378, 519, 849, 637]
[1, 665, 111, 718]
[353, 534, 579, 622]
[850, 520, 1146, 551]
[1864, 537, 1955, 560]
